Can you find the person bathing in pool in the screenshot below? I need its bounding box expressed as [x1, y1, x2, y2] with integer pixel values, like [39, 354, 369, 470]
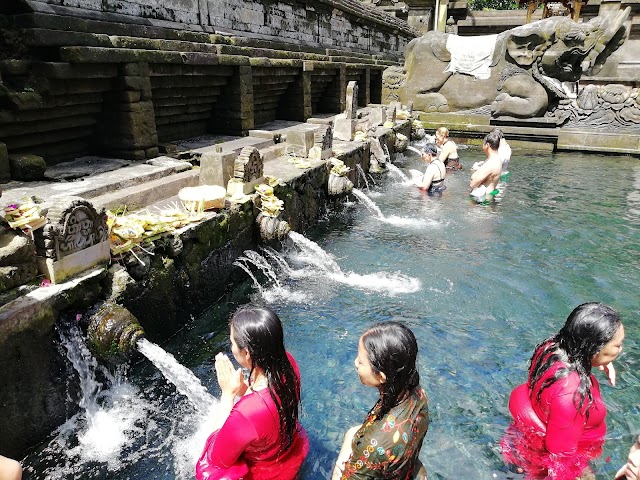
[470, 131, 503, 201]
[417, 143, 446, 195]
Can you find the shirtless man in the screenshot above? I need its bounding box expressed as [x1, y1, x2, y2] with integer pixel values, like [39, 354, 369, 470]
[470, 131, 502, 200]
[471, 128, 511, 174]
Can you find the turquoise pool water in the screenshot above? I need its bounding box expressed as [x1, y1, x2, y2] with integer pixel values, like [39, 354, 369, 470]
[24, 148, 640, 479]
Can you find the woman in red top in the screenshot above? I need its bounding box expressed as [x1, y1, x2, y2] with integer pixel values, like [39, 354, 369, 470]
[196, 306, 309, 480]
[502, 303, 625, 480]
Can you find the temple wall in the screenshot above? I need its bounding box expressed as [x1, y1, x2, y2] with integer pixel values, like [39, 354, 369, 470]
[0, 0, 416, 171]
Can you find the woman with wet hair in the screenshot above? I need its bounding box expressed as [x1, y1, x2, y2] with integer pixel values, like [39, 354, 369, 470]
[333, 321, 429, 480]
[196, 305, 308, 480]
[502, 302, 625, 480]
[435, 126, 462, 172]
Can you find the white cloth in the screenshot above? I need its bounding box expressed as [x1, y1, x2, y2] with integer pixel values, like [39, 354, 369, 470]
[444, 34, 498, 80]
[498, 141, 512, 173]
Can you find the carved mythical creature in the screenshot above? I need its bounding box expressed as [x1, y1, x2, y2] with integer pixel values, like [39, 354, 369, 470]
[383, 7, 630, 118]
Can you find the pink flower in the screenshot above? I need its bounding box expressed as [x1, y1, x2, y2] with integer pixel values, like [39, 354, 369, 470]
[40, 279, 51, 287]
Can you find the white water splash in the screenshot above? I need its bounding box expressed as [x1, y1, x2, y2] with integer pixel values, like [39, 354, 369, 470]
[386, 163, 410, 183]
[31, 325, 151, 476]
[352, 188, 384, 217]
[288, 231, 421, 295]
[137, 338, 218, 414]
[352, 188, 430, 228]
[356, 164, 372, 190]
[235, 248, 311, 303]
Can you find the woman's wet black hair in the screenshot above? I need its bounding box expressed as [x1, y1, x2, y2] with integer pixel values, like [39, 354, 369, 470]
[231, 305, 301, 451]
[529, 302, 622, 415]
[361, 321, 420, 418]
[422, 143, 438, 156]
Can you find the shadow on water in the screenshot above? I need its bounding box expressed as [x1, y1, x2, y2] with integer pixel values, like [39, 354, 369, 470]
[22, 149, 640, 479]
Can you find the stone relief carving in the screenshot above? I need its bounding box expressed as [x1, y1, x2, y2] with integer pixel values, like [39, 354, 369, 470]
[235, 147, 263, 183]
[382, 8, 630, 118]
[35, 199, 108, 260]
[548, 84, 640, 130]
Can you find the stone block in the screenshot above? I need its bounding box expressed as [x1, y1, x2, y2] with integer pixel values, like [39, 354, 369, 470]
[333, 116, 355, 141]
[286, 129, 315, 156]
[8, 154, 46, 181]
[37, 241, 110, 284]
[0, 229, 35, 267]
[0, 263, 37, 293]
[0, 143, 9, 183]
[145, 147, 160, 159]
[368, 106, 386, 126]
[200, 150, 238, 188]
[116, 76, 145, 91]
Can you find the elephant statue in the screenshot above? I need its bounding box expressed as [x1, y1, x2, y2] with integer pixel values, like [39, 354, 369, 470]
[383, 7, 630, 118]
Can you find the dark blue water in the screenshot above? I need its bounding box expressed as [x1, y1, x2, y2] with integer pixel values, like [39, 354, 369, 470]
[24, 148, 640, 479]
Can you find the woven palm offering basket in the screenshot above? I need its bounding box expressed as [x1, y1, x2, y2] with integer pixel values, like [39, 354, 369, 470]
[178, 185, 226, 213]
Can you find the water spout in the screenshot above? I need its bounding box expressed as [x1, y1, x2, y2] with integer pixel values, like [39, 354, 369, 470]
[257, 212, 291, 242]
[386, 163, 410, 183]
[87, 303, 145, 363]
[136, 338, 218, 415]
[406, 145, 422, 156]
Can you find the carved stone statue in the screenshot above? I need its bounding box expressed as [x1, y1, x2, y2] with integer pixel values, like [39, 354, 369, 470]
[383, 8, 630, 118]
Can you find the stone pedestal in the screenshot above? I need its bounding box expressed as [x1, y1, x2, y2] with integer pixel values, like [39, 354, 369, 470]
[287, 129, 315, 156]
[368, 106, 387, 126]
[200, 149, 237, 188]
[334, 115, 355, 141]
[37, 241, 110, 284]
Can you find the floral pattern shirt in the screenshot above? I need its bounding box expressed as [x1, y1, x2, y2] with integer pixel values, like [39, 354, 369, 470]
[341, 386, 430, 479]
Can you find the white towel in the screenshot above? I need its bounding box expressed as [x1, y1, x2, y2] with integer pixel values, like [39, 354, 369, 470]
[444, 34, 498, 80]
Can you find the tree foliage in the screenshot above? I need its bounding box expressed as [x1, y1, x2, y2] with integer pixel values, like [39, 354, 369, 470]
[469, 0, 519, 10]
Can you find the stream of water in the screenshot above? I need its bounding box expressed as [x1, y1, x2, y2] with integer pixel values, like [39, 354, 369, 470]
[23, 148, 640, 479]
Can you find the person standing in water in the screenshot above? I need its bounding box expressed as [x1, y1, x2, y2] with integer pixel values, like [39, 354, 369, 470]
[417, 143, 446, 195]
[435, 126, 462, 171]
[332, 322, 429, 480]
[501, 303, 624, 480]
[469, 131, 503, 201]
[196, 305, 309, 480]
[472, 128, 511, 176]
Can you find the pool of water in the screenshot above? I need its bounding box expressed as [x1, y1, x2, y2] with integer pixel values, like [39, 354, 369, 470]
[23, 147, 640, 479]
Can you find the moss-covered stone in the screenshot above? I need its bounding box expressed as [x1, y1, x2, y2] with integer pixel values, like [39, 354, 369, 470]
[8, 153, 46, 181]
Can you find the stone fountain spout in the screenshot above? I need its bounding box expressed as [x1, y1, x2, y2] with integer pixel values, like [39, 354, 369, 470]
[257, 212, 291, 242]
[87, 302, 145, 363]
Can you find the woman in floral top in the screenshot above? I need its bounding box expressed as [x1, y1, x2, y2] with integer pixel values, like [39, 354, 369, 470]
[333, 322, 430, 480]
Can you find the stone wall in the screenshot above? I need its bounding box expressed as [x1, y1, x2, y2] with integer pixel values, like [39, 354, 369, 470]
[0, 124, 410, 457]
[0, 0, 416, 171]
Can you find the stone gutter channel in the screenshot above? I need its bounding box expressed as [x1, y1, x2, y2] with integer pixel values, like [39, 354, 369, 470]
[0, 112, 411, 457]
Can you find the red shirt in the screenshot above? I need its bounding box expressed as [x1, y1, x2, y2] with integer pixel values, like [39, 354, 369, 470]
[196, 353, 309, 480]
[502, 358, 607, 480]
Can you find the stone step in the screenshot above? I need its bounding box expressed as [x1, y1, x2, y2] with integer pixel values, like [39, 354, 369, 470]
[89, 168, 200, 211]
[2, 157, 193, 207]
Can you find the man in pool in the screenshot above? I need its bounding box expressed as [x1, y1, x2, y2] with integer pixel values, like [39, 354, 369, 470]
[470, 131, 503, 201]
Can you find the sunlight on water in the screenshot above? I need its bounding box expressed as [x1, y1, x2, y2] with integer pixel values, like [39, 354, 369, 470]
[23, 149, 640, 480]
